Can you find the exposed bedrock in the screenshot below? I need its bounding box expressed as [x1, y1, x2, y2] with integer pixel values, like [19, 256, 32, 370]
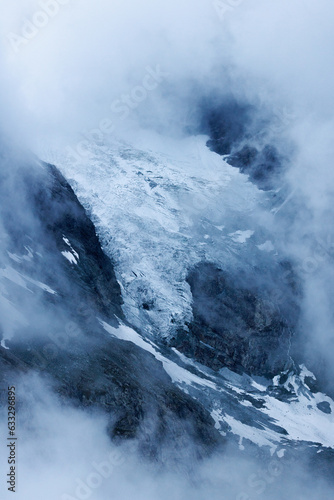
[202, 100, 286, 190]
[0, 150, 223, 458]
[171, 262, 299, 377]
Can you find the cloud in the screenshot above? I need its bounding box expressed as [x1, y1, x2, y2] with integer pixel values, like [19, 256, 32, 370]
[1, 1, 334, 497]
[0, 0, 230, 143]
[1, 373, 332, 500]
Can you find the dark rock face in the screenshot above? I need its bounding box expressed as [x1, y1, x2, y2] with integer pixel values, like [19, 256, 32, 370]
[317, 401, 332, 414]
[203, 101, 252, 156]
[4, 334, 220, 459]
[227, 144, 284, 191]
[0, 149, 222, 458]
[203, 102, 285, 191]
[30, 163, 124, 319]
[171, 263, 295, 377]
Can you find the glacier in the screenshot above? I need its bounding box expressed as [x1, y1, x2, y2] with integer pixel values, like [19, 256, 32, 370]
[36, 131, 334, 454]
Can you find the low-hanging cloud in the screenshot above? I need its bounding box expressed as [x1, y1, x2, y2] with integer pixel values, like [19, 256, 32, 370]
[0, 373, 332, 500]
[1, 1, 334, 498]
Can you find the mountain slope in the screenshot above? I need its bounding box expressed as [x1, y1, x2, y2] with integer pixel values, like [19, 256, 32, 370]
[37, 132, 334, 462]
[0, 143, 222, 460]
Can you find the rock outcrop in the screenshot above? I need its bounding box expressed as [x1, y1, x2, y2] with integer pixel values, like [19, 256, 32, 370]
[0, 148, 222, 459]
[171, 262, 297, 377]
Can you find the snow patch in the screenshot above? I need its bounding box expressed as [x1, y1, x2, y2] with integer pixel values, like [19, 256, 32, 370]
[223, 414, 279, 451]
[62, 251, 78, 265]
[100, 319, 217, 390]
[257, 240, 275, 252]
[229, 230, 254, 243]
[0, 266, 56, 295]
[62, 236, 79, 264]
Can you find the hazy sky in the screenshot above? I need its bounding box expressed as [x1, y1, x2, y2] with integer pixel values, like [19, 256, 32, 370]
[1, 1, 334, 143]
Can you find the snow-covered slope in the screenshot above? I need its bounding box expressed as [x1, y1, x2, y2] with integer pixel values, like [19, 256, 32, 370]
[101, 318, 334, 453]
[38, 132, 334, 456]
[40, 133, 274, 340]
